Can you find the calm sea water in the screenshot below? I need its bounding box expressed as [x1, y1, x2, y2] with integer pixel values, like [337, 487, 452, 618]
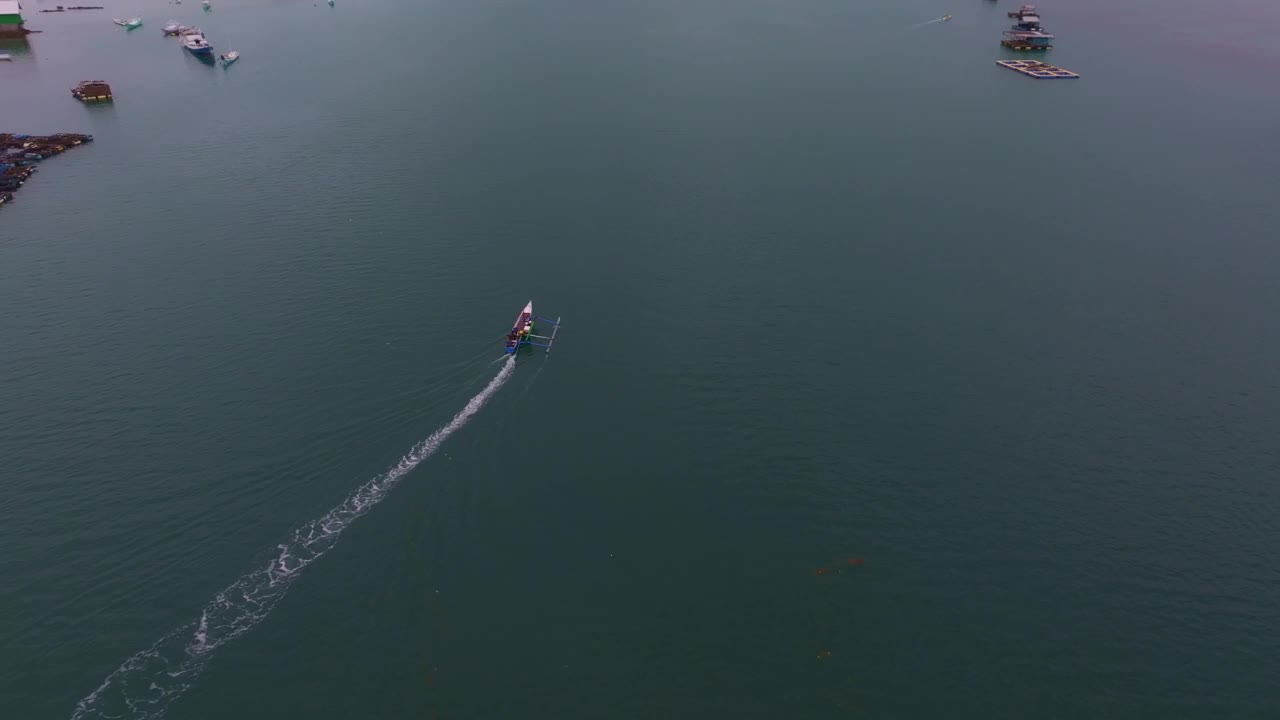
[3, 0, 1279, 718]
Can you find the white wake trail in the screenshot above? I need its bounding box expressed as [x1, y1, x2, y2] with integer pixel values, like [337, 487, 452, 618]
[909, 17, 946, 29]
[71, 356, 516, 719]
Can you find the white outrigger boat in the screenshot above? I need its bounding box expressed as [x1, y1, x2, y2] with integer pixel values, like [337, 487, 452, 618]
[219, 50, 239, 65]
[113, 17, 143, 29]
[502, 301, 561, 355]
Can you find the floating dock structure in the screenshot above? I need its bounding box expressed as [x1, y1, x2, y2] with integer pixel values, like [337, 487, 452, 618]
[0, 133, 94, 210]
[71, 80, 113, 102]
[996, 60, 1079, 79]
[1001, 33, 1053, 51]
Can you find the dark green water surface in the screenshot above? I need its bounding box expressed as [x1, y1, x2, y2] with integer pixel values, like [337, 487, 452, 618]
[2, 0, 1279, 717]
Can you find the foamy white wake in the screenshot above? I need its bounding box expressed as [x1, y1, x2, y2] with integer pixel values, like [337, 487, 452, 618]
[71, 357, 516, 719]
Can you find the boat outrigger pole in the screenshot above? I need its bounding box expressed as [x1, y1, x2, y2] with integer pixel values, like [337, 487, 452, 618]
[526, 315, 561, 354]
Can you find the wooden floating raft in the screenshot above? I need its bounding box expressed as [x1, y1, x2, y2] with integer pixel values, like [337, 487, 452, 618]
[996, 59, 1079, 79]
[71, 80, 113, 102]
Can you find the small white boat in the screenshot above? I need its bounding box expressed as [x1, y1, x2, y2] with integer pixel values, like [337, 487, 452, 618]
[113, 17, 143, 29]
[163, 21, 181, 35]
[202, 0, 211, 9]
[219, 50, 239, 65]
[0, 54, 12, 61]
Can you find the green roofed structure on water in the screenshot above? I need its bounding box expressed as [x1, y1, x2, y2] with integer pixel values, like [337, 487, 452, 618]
[0, 1, 29, 36]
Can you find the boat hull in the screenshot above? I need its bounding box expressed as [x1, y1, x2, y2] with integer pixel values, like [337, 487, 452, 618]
[503, 302, 535, 354]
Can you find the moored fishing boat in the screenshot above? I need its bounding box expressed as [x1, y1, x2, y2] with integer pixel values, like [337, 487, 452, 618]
[162, 21, 181, 35]
[180, 28, 213, 55]
[1002, 3, 1054, 51]
[219, 50, 239, 65]
[1008, 4, 1037, 20]
[1012, 11, 1042, 31]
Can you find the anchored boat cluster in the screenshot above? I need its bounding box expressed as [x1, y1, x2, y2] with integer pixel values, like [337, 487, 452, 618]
[995, 4, 1079, 79]
[0, 133, 94, 210]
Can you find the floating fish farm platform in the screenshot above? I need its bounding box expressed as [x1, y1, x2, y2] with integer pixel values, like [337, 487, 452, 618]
[1001, 40, 1052, 51]
[71, 80, 113, 102]
[0, 133, 94, 210]
[996, 60, 1079, 79]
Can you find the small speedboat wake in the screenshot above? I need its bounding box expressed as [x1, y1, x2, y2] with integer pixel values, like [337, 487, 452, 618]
[910, 14, 952, 28]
